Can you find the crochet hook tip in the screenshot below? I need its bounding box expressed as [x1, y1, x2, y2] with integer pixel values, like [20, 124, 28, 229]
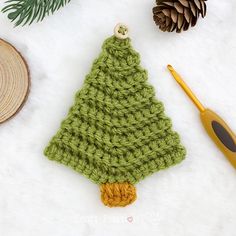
[167, 64, 174, 71]
[166, 64, 205, 112]
[167, 64, 182, 84]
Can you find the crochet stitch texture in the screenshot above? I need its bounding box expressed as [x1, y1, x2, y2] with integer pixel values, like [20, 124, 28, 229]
[44, 33, 186, 205]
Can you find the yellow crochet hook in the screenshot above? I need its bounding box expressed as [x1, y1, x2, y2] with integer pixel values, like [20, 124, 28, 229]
[167, 65, 236, 169]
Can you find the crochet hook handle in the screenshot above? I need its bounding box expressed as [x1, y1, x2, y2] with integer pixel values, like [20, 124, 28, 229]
[167, 65, 236, 169]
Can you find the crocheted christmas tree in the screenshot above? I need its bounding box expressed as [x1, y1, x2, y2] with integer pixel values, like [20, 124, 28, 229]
[44, 24, 186, 207]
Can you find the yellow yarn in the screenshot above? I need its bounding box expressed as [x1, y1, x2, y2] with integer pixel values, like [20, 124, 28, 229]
[100, 182, 137, 207]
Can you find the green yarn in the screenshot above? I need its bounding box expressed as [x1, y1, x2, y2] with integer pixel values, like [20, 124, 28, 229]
[44, 35, 186, 185]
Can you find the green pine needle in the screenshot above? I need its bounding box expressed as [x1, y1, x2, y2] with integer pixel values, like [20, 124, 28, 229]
[2, 0, 71, 26]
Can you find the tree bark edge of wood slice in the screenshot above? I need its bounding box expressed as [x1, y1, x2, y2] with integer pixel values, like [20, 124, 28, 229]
[0, 38, 30, 124]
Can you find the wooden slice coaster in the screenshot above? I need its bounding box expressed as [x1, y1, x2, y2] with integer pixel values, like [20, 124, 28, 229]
[0, 38, 30, 124]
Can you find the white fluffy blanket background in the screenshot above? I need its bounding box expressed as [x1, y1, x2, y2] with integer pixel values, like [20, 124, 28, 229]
[1, 0, 236, 235]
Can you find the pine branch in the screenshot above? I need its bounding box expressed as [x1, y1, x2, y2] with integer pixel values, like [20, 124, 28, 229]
[2, 0, 71, 26]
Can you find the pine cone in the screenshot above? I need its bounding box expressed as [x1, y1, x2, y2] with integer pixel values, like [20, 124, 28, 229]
[153, 0, 207, 33]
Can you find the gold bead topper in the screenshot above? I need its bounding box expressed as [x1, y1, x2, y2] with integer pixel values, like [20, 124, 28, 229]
[114, 23, 129, 39]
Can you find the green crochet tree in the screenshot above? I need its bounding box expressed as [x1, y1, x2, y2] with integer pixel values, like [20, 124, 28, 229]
[44, 25, 186, 207]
